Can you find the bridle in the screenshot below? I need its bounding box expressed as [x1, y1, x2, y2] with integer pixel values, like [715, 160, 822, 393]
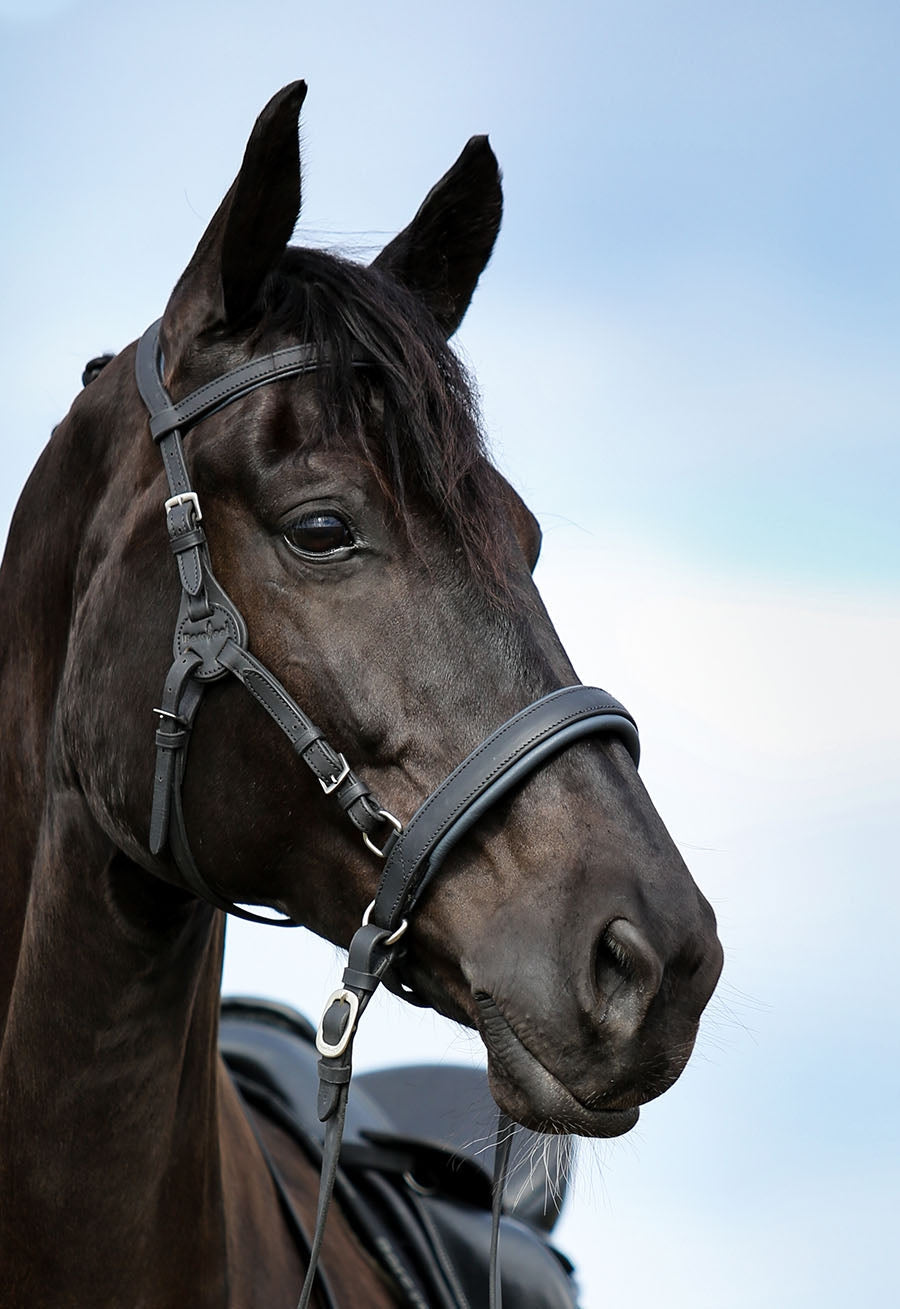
[135, 317, 641, 1309]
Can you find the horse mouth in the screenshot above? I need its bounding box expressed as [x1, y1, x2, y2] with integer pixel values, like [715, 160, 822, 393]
[473, 992, 640, 1138]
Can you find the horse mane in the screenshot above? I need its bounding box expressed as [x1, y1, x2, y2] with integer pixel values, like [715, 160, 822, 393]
[253, 246, 511, 594]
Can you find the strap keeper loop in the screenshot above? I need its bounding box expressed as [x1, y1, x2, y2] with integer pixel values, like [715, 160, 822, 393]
[341, 966, 381, 994]
[169, 526, 206, 554]
[155, 727, 189, 751]
[316, 1061, 352, 1086]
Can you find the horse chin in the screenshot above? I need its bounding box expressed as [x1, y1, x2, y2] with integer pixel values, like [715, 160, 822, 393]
[391, 965, 640, 1137]
[475, 992, 641, 1139]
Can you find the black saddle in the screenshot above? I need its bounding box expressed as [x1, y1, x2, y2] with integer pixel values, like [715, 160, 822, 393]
[220, 997, 579, 1309]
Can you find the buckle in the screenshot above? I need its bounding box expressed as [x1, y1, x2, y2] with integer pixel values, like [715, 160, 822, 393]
[315, 988, 360, 1058]
[164, 491, 202, 524]
[318, 752, 351, 795]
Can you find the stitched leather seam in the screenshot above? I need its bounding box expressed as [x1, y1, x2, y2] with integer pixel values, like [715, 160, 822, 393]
[240, 667, 309, 743]
[401, 701, 609, 845]
[177, 552, 202, 595]
[230, 660, 338, 783]
[385, 696, 632, 919]
[150, 346, 322, 436]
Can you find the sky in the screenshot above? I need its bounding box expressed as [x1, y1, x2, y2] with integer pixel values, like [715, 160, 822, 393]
[1, 2, 898, 1306]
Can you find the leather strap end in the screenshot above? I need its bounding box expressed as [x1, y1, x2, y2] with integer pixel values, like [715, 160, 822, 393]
[316, 1062, 351, 1122]
[149, 768, 171, 855]
[166, 501, 206, 596]
[176, 548, 204, 598]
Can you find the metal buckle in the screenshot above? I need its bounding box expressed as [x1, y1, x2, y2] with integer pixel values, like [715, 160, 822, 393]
[318, 752, 351, 795]
[315, 988, 360, 1058]
[164, 491, 202, 523]
[361, 898, 408, 947]
[362, 807, 403, 860]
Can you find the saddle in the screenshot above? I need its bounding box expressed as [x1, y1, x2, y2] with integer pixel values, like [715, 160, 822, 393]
[220, 997, 579, 1309]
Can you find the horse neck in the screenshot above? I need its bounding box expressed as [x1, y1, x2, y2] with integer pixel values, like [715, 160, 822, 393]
[0, 393, 111, 1019]
[0, 774, 239, 1303]
[0, 382, 234, 1304]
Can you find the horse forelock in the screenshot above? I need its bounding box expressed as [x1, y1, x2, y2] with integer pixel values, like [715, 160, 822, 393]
[250, 246, 516, 598]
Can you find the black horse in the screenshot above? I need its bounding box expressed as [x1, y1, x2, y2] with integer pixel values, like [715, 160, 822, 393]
[0, 81, 722, 1307]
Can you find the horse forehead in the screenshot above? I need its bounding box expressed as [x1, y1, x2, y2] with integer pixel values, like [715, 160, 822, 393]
[188, 384, 365, 488]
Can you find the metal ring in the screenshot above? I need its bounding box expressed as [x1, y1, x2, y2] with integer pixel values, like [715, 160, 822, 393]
[361, 898, 408, 946]
[403, 1171, 437, 1197]
[361, 807, 403, 860]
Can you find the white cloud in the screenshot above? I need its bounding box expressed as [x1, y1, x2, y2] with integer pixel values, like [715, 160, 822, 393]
[534, 533, 900, 788]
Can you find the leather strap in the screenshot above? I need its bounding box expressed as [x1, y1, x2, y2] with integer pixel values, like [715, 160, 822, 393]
[296, 1089, 349, 1309]
[136, 318, 371, 441]
[489, 1112, 515, 1309]
[215, 640, 388, 840]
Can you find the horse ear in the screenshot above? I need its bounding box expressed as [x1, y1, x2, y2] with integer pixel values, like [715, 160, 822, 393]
[373, 136, 502, 337]
[161, 81, 307, 352]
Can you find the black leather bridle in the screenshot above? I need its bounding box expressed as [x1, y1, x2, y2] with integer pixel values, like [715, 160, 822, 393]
[135, 318, 641, 1309]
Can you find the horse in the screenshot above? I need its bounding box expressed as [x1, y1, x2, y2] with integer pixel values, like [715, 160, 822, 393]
[0, 80, 723, 1308]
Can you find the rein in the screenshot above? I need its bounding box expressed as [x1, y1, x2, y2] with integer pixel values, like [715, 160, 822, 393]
[135, 319, 641, 1308]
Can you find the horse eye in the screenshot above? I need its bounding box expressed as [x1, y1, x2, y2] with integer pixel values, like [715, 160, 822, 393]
[284, 512, 355, 556]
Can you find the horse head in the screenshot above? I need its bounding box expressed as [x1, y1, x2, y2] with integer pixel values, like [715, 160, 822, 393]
[56, 81, 722, 1140]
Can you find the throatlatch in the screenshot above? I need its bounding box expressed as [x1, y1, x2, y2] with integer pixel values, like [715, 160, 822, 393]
[135, 317, 641, 1309]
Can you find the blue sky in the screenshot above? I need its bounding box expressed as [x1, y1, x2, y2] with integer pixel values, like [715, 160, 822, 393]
[2, 2, 898, 1305]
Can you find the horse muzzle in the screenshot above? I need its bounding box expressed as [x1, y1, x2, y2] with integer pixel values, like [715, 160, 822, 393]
[465, 898, 724, 1137]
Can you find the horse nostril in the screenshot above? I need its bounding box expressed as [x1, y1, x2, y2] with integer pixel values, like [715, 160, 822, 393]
[593, 918, 664, 1035]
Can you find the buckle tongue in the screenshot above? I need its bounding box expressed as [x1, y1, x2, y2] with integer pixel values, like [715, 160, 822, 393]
[318, 751, 351, 795]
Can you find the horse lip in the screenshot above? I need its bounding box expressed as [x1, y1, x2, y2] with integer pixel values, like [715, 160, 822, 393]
[473, 991, 640, 1138]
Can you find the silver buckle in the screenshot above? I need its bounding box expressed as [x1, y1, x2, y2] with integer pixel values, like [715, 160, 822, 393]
[164, 491, 202, 523]
[318, 752, 351, 795]
[362, 807, 403, 860]
[315, 988, 360, 1058]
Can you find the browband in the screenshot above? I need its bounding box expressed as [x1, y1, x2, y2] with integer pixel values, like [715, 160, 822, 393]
[136, 318, 372, 440]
